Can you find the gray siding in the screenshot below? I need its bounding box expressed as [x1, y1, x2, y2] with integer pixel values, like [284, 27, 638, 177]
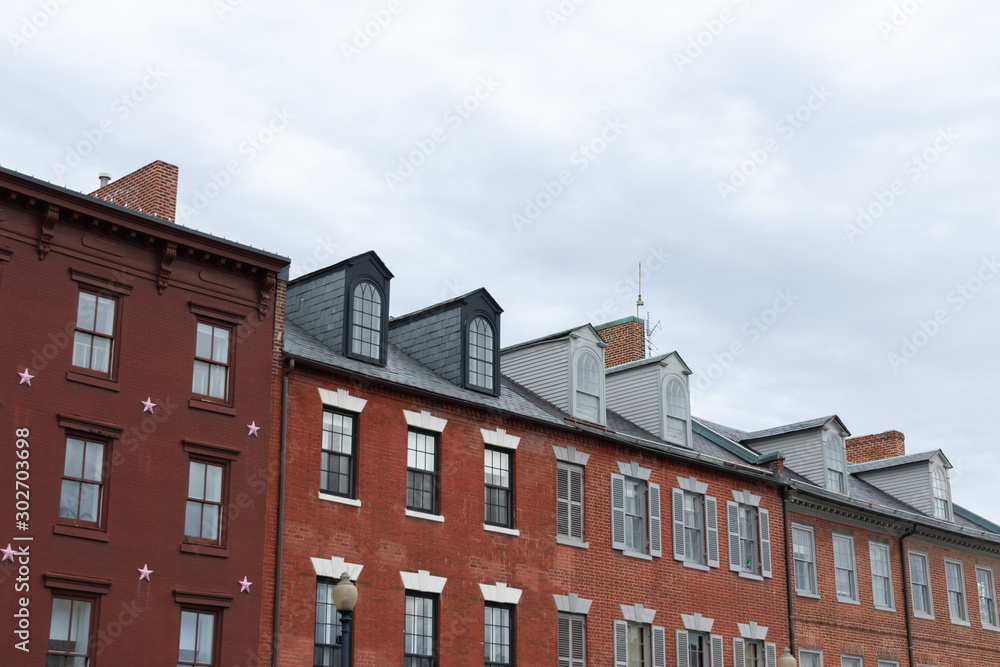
[286, 269, 346, 350]
[389, 308, 462, 384]
[501, 339, 570, 412]
[856, 463, 932, 515]
[606, 363, 660, 435]
[752, 430, 825, 487]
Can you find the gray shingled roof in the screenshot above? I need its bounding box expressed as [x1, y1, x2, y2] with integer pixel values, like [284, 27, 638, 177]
[848, 450, 949, 473]
[695, 415, 849, 443]
[694, 417, 750, 444]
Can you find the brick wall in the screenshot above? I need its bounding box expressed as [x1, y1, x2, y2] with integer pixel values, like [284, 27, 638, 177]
[89, 159, 179, 222]
[596, 316, 645, 368]
[846, 431, 905, 464]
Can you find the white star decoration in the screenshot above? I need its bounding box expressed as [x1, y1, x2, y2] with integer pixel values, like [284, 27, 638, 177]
[138, 564, 153, 581]
[1, 544, 13, 562]
[17, 369, 34, 386]
[141, 397, 156, 413]
[239, 576, 252, 593]
[247, 421, 260, 437]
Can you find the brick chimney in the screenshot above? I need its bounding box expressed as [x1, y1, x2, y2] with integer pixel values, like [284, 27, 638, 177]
[595, 316, 645, 368]
[846, 430, 905, 464]
[89, 160, 179, 222]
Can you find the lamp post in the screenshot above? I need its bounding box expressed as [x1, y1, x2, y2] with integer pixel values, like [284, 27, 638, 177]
[331, 572, 358, 667]
[776, 647, 797, 667]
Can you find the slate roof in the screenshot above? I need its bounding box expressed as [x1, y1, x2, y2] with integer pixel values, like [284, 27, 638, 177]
[848, 450, 951, 473]
[695, 415, 850, 443]
[955, 504, 1000, 534]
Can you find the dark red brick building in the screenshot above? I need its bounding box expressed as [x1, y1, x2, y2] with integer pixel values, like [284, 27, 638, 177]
[0, 162, 287, 665]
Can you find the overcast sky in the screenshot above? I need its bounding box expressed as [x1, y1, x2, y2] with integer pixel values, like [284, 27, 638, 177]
[4, 0, 999, 519]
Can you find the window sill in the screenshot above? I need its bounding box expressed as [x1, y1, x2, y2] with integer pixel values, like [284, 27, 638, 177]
[484, 524, 520, 537]
[982, 623, 1000, 633]
[836, 596, 861, 606]
[950, 618, 971, 627]
[622, 550, 653, 561]
[66, 370, 120, 392]
[188, 399, 237, 416]
[318, 492, 361, 507]
[796, 591, 821, 600]
[874, 604, 896, 613]
[180, 542, 228, 558]
[405, 509, 444, 523]
[556, 535, 589, 549]
[682, 561, 710, 572]
[913, 611, 935, 621]
[738, 572, 763, 581]
[53, 524, 109, 542]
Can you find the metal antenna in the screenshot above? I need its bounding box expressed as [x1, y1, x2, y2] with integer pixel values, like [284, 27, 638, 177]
[636, 261, 644, 318]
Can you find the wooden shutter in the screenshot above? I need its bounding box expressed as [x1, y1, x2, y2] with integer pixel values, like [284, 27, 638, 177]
[759, 508, 772, 578]
[611, 474, 626, 551]
[672, 489, 686, 561]
[710, 634, 724, 667]
[558, 614, 571, 667]
[675, 629, 689, 667]
[614, 620, 629, 667]
[558, 614, 585, 667]
[732, 638, 745, 667]
[557, 465, 570, 538]
[570, 615, 585, 667]
[764, 642, 777, 667]
[726, 501, 741, 572]
[649, 482, 662, 558]
[569, 466, 584, 540]
[705, 495, 720, 568]
[652, 626, 666, 667]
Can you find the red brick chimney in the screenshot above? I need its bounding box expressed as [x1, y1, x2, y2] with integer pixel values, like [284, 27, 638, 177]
[89, 160, 179, 222]
[596, 316, 645, 368]
[846, 430, 905, 464]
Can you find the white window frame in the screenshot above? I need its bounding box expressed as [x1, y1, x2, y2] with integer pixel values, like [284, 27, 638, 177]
[573, 350, 604, 424]
[672, 484, 720, 570]
[557, 462, 586, 547]
[613, 615, 666, 667]
[662, 376, 689, 447]
[799, 649, 823, 667]
[869, 541, 895, 612]
[823, 433, 847, 494]
[611, 464, 661, 560]
[908, 550, 934, 620]
[944, 558, 969, 626]
[877, 661, 899, 667]
[976, 565, 1000, 631]
[792, 523, 818, 598]
[675, 628, 722, 667]
[930, 465, 951, 521]
[832, 534, 859, 604]
[840, 657, 862, 667]
[726, 492, 772, 580]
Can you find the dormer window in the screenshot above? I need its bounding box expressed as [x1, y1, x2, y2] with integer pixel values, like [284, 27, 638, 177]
[468, 316, 494, 390]
[350, 281, 383, 361]
[664, 378, 688, 445]
[823, 434, 846, 493]
[932, 466, 950, 519]
[575, 353, 601, 422]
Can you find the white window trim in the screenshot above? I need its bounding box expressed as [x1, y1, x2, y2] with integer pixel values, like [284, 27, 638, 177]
[570, 346, 606, 425]
[976, 565, 1000, 631]
[480, 582, 522, 604]
[405, 509, 444, 523]
[311, 556, 363, 581]
[800, 649, 824, 667]
[481, 427, 519, 450]
[402, 409, 448, 432]
[832, 534, 860, 604]
[661, 373, 691, 447]
[553, 593, 593, 615]
[484, 524, 520, 537]
[944, 558, 970, 626]
[877, 661, 899, 667]
[869, 541, 896, 612]
[908, 549, 935, 620]
[792, 523, 819, 598]
[556, 535, 590, 549]
[840, 656, 863, 667]
[318, 491, 362, 507]
[400, 569, 447, 594]
[553, 445, 590, 466]
[557, 460, 587, 548]
[317, 387, 367, 413]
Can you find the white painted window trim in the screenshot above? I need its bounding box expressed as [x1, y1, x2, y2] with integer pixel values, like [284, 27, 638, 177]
[976, 565, 1000, 631]
[908, 549, 935, 620]
[736, 621, 768, 640]
[570, 345, 605, 425]
[618, 461, 652, 481]
[484, 524, 520, 537]
[552, 445, 590, 466]
[482, 427, 519, 450]
[840, 655, 863, 667]
[318, 491, 361, 507]
[680, 612, 714, 633]
[556, 535, 589, 549]
[405, 509, 444, 523]
[480, 582, 522, 604]
[403, 409, 448, 432]
[621, 603, 656, 624]
[792, 523, 819, 598]
[317, 387, 368, 413]
[311, 556, 363, 580]
[400, 569, 447, 594]
[876, 661, 899, 667]
[869, 541, 896, 612]
[799, 649, 824, 667]
[553, 593, 593, 615]
[661, 373, 691, 447]
[944, 558, 970, 626]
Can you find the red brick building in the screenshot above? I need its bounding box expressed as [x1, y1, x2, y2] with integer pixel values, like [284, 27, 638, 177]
[0, 162, 287, 665]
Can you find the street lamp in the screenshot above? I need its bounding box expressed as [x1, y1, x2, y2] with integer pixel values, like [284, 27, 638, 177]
[776, 647, 797, 667]
[331, 572, 358, 667]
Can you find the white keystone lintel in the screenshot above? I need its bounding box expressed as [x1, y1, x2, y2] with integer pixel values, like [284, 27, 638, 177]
[318, 387, 367, 413]
[677, 476, 708, 495]
[480, 582, 522, 605]
[400, 569, 447, 594]
[404, 410, 448, 433]
[738, 621, 768, 640]
[553, 445, 590, 466]
[311, 556, 363, 581]
[732, 489, 761, 507]
[553, 593, 593, 615]
[682, 613, 715, 633]
[618, 461, 651, 481]
[621, 603, 656, 624]
[482, 427, 520, 450]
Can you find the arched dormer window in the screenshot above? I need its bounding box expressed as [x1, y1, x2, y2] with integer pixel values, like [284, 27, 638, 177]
[931, 466, 950, 519]
[823, 435, 846, 493]
[468, 316, 494, 390]
[351, 281, 382, 361]
[664, 377, 688, 445]
[575, 353, 601, 422]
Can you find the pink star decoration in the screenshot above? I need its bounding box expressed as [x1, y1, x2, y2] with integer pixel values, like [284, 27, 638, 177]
[138, 564, 153, 581]
[141, 397, 156, 413]
[247, 421, 260, 437]
[17, 369, 34, 386]
[1, 544, 13, 562]
[239, 576, 252, 593]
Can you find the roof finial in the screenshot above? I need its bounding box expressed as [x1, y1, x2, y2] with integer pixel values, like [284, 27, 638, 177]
[636, 261, 644, 318]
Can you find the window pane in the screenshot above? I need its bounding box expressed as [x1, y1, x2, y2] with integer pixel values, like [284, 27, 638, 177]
[204, 465, 223, 503]
[95, 297, 115, 335]
[185, 500, 203, 537]
[195, 323, 214, 359]
[212, 327, 229, 364]
[49, 598, 72, 644]
[208, 364, 228, 400]
[77, 292, 96, 330]
[201, 505, 220, 541]
[178, 611, 198, 660]
[192, 360, 210, 395]
[69, 600, 91, 653]
[91, 336, 112, 373]
[59, 480, 80, 519]
[82, 442, 103, 482]
[196, 613, 214, 663]
[78, 483, 101, 522]
[189, 462, 206, 500]
[64, 439, 85, 477]
[72, 332, 92, 368]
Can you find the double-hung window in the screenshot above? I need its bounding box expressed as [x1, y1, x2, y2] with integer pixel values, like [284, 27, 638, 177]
[792, 524, 818, 596]
[468, 316, 495, 390]
[841, 657, 862, 667]
[613, 621, 666, 667]
[931, 467, 950, 520]
[59, 436, 107, 527]
[321, 409, 357, 499]
[833, 534, 859, 603]
[556, 463, 585, 544]
[558, 613, 585, 667]
[733, 639, 776, 667]
[908, 551, 933, 619]
[671, 486, 719, 569]
[611, 467, 662, 559]
[664, 378, 688, 445]
[977, 566, 999, 629]
[407, 430, 439, 515]
[799, 650, 823, 667]
[177, 609, 217, 666]
[351, 281, 382, 361]
[945, 559, 969, 624]
[184, 460, 224, 545]
[575, 353, 601, 422]
[869, 542, 895, 611]
[404, 593, 436, 667]
[192, 322, 231, 402]
[726, 496, 772, 578]
[485, 604, 513, 666]
[315, 578, 345, 667]
[73, 290, 116, 375]
[46, 596, 94, 666]
[823, 435, 846, 493]
[485, 447, 513, 529]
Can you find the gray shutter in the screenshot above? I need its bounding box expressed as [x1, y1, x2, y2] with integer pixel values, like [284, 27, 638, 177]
[652, 626, 667, 667]
[764, 642, 777, 667]
[710, 635, 724, 667]
[732, 638, 744, 667]
[569, 466, 584, 540]
[558, 614, 571, 667]
[611, 474, 626, 551]
[759, 507, 772, 578]
[726, 501, 741, 572]
[648, 482, 662, 558]
[672, 488, 686, 561]
[614, 620, 629, 667]
[570, 615, 585, 667]
[557, 465, 570, 538]
[705, 495, 720, 568]
[675, 630, 689, 667]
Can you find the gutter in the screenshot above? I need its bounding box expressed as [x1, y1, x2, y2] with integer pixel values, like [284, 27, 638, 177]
[898, 524, 918, 667]
[781, 484, 796, 656]
[271, 358, 294, 667]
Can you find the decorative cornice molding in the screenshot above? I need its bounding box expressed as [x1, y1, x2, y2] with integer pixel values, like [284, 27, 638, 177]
[158, 242, 177, 294]
[38, 204, 59, 259]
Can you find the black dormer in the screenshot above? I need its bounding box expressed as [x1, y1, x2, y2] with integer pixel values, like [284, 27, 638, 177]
[461, 289, 502, 395]
[343, 252, 393, 366]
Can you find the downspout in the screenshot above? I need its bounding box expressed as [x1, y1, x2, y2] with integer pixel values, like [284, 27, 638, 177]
[898, 524, 918, 667]
[272, 358, 294, 667]
[781, 485, 796, 656]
